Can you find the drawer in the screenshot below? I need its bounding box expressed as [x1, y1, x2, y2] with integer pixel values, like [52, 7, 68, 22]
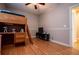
[15, 33, 26, 35]
[15, 33, 26, 43]
[15, 38, 25, 43]
[15, 33, 26, 38]
[16, 35, 25, 38]
[16, 37, 25, 39]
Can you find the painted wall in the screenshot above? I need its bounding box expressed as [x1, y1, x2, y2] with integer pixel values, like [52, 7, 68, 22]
[39, 3, 78, 46]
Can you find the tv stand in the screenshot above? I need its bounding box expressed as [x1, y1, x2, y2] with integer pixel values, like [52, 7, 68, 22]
[36, 27, 50, 41]
[36, 33, 49, 41]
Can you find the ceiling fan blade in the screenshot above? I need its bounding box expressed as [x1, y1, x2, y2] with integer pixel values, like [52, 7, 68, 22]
[39, 3, 45, 5]
[34, 5, 37, 9]
[25, 3, 31, 5]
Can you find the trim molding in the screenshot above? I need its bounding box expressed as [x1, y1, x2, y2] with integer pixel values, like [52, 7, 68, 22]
[50, 39, 71, 47]
[32, 36, 36, 38]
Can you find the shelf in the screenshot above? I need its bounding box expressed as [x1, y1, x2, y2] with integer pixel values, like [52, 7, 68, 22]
[0, 32, 25, 34]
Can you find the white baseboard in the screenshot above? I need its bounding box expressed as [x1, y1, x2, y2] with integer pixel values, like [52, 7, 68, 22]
[32, 36, 36, 38]
[50, 39, 71, 47]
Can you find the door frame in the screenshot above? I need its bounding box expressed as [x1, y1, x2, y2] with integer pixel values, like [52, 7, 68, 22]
[70, 4, 79, 47]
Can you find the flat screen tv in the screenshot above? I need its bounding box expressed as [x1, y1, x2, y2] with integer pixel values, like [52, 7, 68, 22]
[38, 27, 43, 33]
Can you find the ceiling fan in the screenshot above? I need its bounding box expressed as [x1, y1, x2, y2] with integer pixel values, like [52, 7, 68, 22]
[25, 3, 45, 10]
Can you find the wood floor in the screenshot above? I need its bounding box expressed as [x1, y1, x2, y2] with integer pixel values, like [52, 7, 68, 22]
[1, 38, 79, 55]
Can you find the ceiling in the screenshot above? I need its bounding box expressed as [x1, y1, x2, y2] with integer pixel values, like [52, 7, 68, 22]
[5, 3, 58, 15]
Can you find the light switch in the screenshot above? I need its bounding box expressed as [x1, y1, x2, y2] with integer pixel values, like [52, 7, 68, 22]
[64, 25, 67, 27]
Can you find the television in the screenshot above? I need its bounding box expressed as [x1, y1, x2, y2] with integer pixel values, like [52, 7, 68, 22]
[38, 27, 43, 33]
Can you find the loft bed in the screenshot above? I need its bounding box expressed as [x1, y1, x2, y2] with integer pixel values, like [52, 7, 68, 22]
[0, 10, 33, 47]
[0, 9, 25, 17]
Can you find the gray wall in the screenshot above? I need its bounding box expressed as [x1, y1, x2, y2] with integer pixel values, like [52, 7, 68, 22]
[39, 3, 78, 46]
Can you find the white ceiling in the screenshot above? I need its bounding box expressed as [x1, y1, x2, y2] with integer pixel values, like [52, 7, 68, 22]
[6, 3, 58, 15]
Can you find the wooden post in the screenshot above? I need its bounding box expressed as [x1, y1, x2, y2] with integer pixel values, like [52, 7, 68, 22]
[0, 35, 2, 55]
[24, 16, 33, 44]
[27, 25, 33, 44]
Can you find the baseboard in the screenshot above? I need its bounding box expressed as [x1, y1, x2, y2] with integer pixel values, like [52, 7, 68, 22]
[32, 36, 36, 38]
[50, 39, 71, 47]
